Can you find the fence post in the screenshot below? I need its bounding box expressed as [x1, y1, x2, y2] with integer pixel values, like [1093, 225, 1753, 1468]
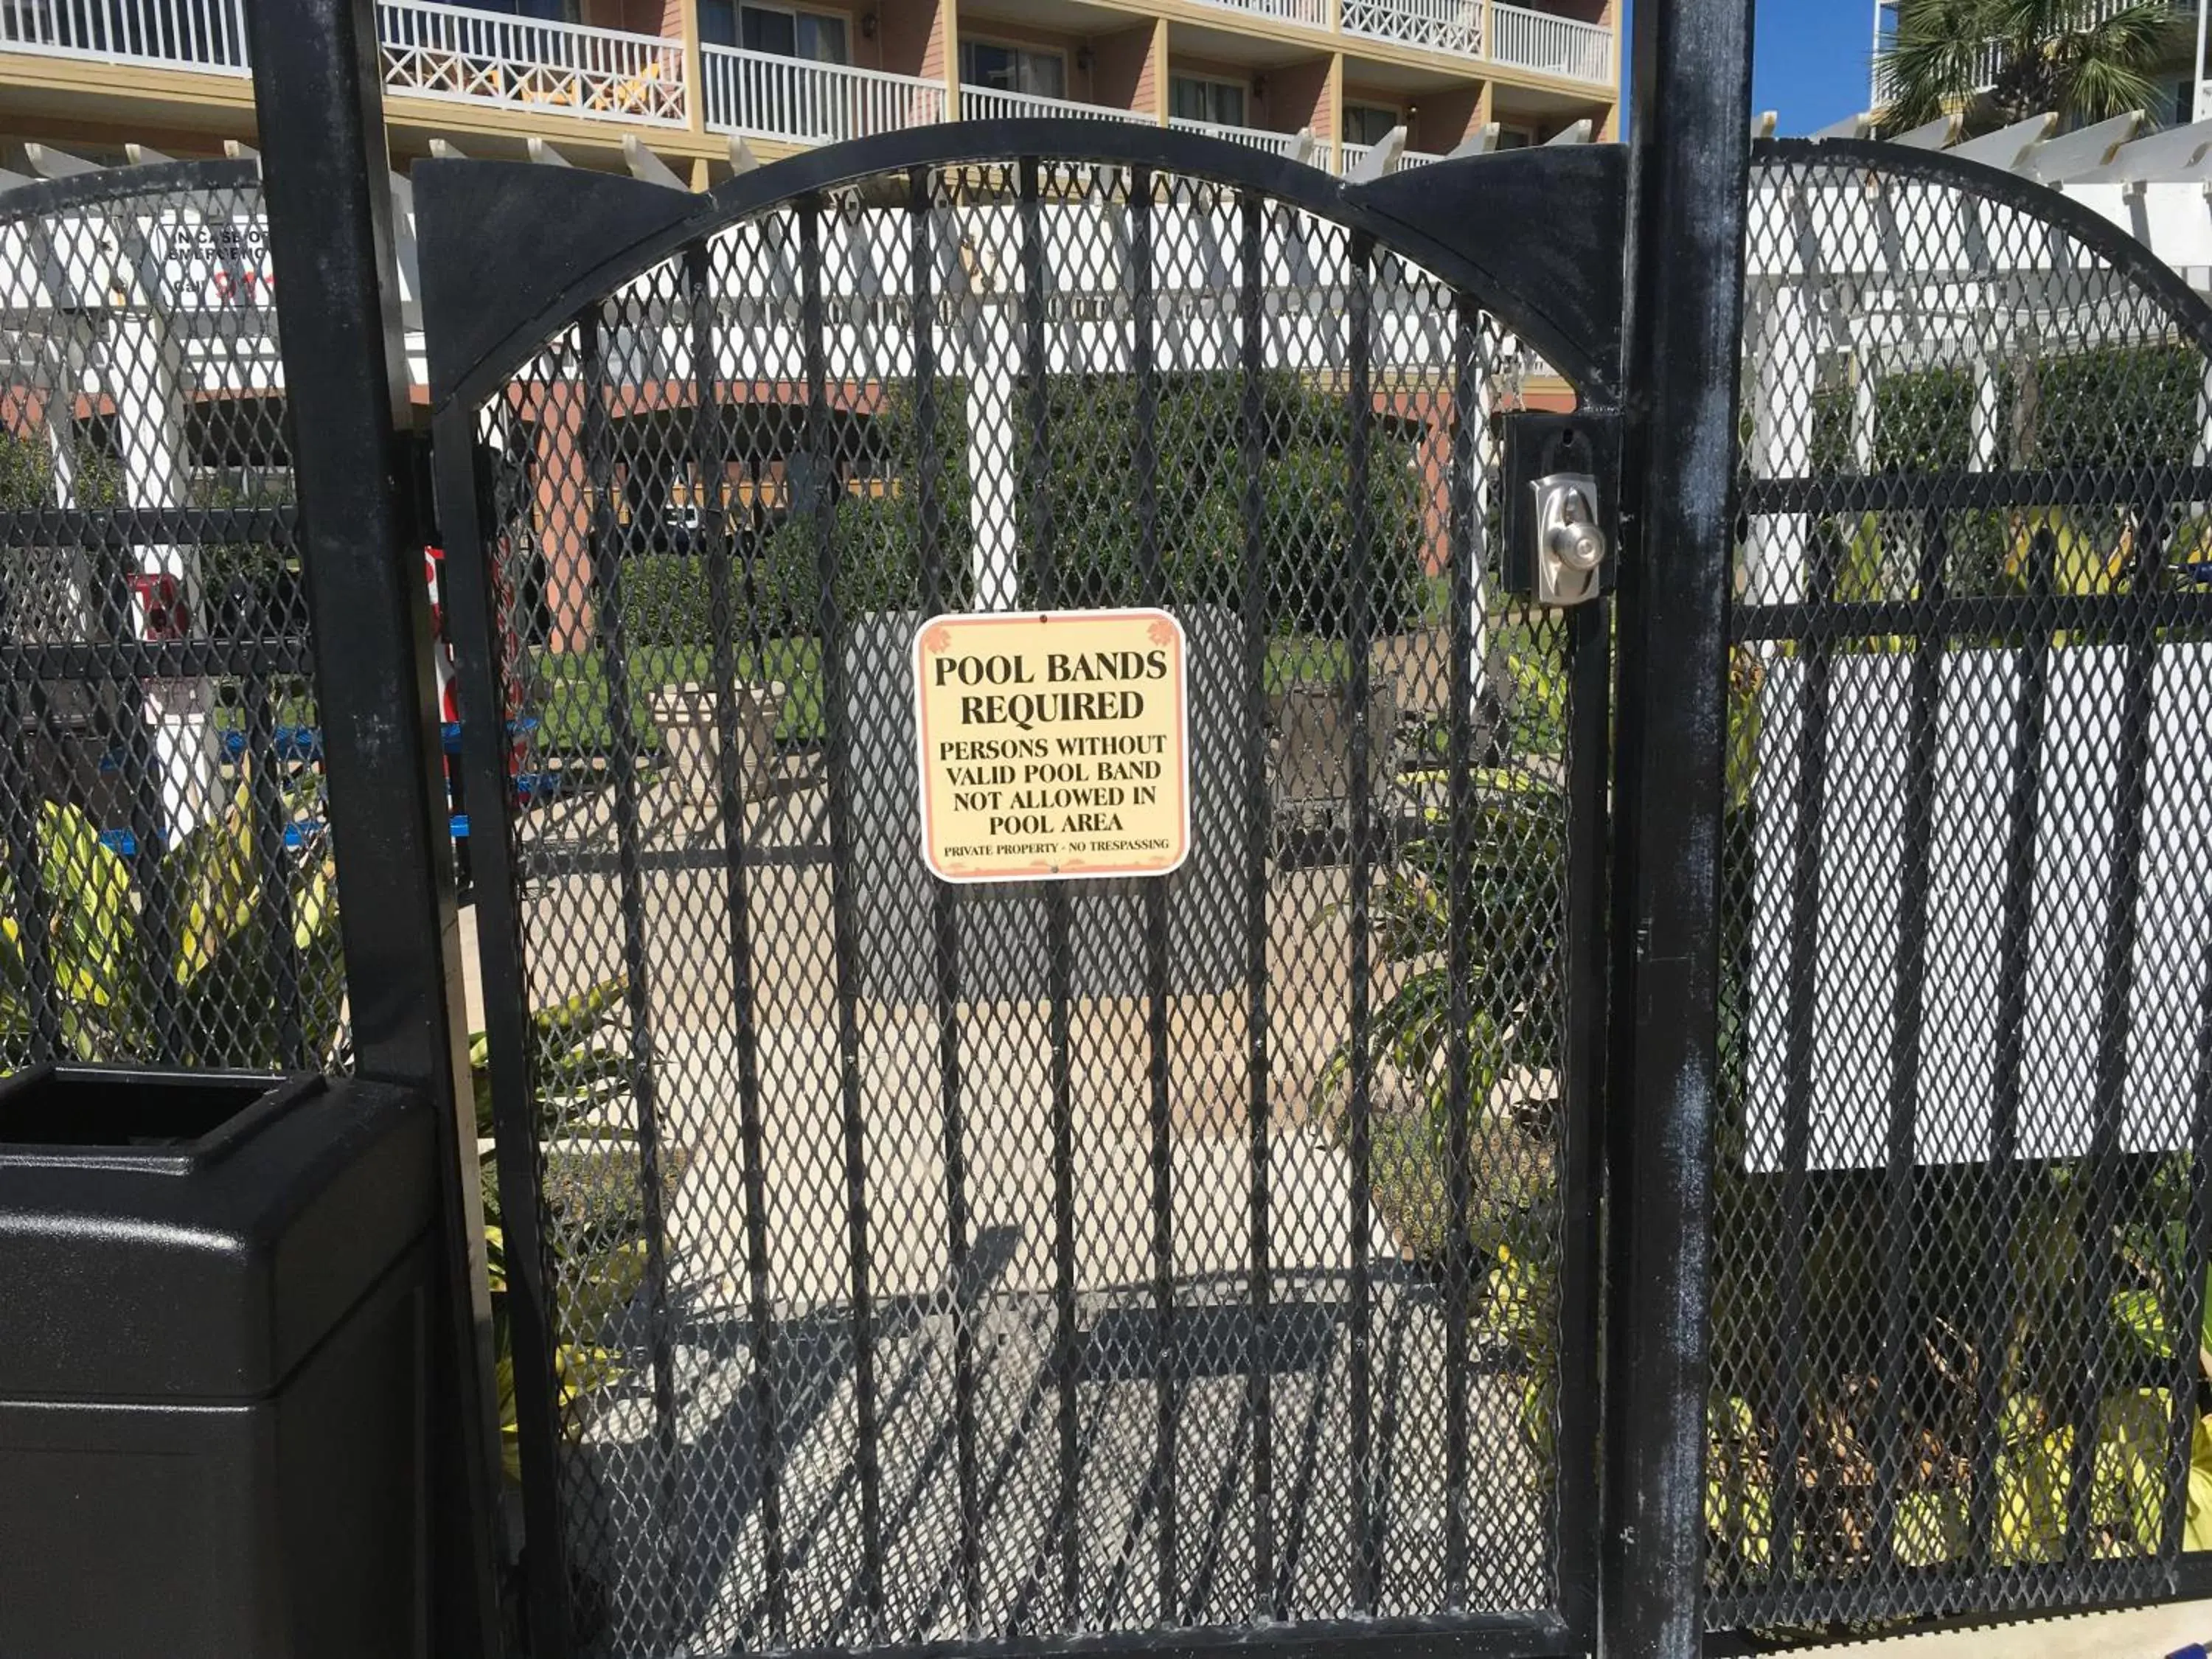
[245, 1, 504, 1655]
[1601, 1, 1753, 1656]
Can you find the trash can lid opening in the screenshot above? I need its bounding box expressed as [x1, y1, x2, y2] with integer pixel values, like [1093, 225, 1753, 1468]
[0, 1066, 326, 1171]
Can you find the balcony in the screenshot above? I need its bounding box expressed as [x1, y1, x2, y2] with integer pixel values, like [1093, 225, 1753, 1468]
[1187, 0, 1330, 29]
[377, 0, 687, 125]
[1487, 2, 1611, 83]
[960, 85, 1153, 123]
[704, 47, 945, 145]
[1338, 139, 1448, 175]
[1169, 116, 1312, 159]
[0, 0, 248, 73]
[1343, 0, 1481, 59]
[0, 0, 1618, 133]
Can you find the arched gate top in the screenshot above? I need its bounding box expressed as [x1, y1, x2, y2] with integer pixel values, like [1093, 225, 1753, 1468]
[414, 121, 1629, 414]
[1752, 135, 2212, 355]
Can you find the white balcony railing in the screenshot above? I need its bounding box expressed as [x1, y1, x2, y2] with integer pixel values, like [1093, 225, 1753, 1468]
[1488, 2, 1612, 83]
[0, 0, 248, 73]
[1339, 141, 1452, 176]
[1170, 117, 1307, 159]
[1186, 0, 1330, 29]
[704, 46, 944, 144]
[959, 85, 1152, 124]
[378, 0, 687, 126]
[1343, 0, 1481, 58]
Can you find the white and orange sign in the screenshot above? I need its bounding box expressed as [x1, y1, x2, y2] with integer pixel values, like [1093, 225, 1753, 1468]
[913, 608, 1191, 883]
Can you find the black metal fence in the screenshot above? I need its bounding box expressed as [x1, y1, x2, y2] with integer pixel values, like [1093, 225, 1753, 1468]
[1711, 139, 2212, 1627]
[0, 161, 344, 1076]
[11, 15, 2212, 1659]
[430, 144, 1611, 1659]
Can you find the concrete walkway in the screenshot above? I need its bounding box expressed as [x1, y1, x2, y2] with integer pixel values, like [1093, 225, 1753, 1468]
[1778, 1601, 2212, 1658]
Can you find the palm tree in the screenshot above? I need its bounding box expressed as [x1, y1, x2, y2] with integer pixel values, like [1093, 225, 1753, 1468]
[1875, 0, 2180, 135]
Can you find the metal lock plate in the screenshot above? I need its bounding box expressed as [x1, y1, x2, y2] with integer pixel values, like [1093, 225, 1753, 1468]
[1531, 472, 1606, 607]
[1500, 411, 1618, 608]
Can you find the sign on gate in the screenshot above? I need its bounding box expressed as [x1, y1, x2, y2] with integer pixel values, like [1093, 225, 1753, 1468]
[912, 608, 1190, 883]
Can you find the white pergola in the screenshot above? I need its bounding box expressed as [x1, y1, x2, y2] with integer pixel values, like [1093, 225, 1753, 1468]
[15, 108, 2212, 852]
[1738, 105, 2212, 1175]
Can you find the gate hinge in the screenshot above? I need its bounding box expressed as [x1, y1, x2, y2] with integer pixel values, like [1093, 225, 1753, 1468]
[1500, 411, 1621, 608]
[394, 427, 439, 551]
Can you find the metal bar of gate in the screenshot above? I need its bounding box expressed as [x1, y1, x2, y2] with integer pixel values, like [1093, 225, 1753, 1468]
[1868, 515, 1948, 1570]
[1441, 294, 1481, 1611]
[800, 192, 889, 1637]
[686, 235, 790, 1646]
[2062, 497, 2168, 1563]
[1015, 153, 1085, 1626]
[1235, 187, 1279, 1627]
[1128, 161, 1181, 1627]
[1968, 526, 2056, 1571]
[1343, 227, 1380, 1618]
[1765, 525, 1838, 1575]
[579, 306, 687, 1590]
[248, 0, 504, 1649]
[1604, 0, 1755, 1652]
[909, 167, 985, 1638]
[434, 399, 575, 1658]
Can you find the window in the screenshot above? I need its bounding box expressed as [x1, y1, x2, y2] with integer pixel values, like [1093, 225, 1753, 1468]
[1343, 103, 1401, 147]
[699, 0, 848, 62]
[1495, 125, 1534, 150]
[435, 0, 571, 16]
[961, 41, 1066, 100]
[1170, 74, 1245, 128]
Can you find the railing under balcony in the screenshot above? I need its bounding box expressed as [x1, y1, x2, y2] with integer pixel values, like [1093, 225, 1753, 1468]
[0, 0, 248, 73]
[959, 85, 1152, 124]
[1169, 117, 1308, 159]
[1488, 2, 1613, 84]
[378, 0, 687, 126]
[1185, 0, 1331, 30]
[703, 46, 944, 144]
[1339, 140, 1452, 176]
[1343, 0, 1481, 58]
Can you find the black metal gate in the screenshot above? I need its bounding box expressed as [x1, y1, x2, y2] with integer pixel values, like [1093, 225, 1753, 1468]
[418, 129, 1622, 1659]
[1708, 138, 2212, 1629]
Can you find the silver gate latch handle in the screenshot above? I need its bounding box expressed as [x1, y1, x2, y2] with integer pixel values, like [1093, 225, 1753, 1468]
[1531, 472, 1607, 607]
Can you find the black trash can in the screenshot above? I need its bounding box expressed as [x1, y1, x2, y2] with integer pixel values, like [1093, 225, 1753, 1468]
[0, 1065, 436, 1659]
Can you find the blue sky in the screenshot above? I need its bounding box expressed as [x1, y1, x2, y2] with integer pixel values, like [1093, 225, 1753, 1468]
[1751, 0, 1882, 133]
[1617, 0, 1880, 137]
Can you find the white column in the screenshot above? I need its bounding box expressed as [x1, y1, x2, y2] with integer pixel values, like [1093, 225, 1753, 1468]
[1969, 356, 2003, 473]
[38, 352, 96, 641]
[966, 356, 1020, 611]
[107, 313, 218, 841]
[1851, 349, 1879, 473]
[1464, 330, 1496, 712]
[1745, 282, 1812, 605]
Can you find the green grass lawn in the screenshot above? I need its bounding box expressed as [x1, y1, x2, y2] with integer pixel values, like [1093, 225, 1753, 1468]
[527, 634, 1356, 756]
[532, 640, 825, 752]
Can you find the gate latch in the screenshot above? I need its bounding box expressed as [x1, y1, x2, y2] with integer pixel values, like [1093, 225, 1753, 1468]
[1501, 411, 1617, 609]
[1531, 474, 1606, 607]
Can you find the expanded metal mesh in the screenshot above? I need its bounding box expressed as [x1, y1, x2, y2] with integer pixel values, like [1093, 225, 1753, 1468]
[465, 159, 1588, 1656]
[0, 166, 344, 1076]
[1713, 143, 2212, 1630]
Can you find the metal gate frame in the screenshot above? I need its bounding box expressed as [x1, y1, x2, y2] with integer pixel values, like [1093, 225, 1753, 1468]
[1702, 133, 2212, 1635]
[416, 124, 1631, 1659]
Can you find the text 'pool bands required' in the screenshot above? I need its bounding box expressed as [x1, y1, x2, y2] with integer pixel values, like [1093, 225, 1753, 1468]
[912, 608, 1192, 883]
